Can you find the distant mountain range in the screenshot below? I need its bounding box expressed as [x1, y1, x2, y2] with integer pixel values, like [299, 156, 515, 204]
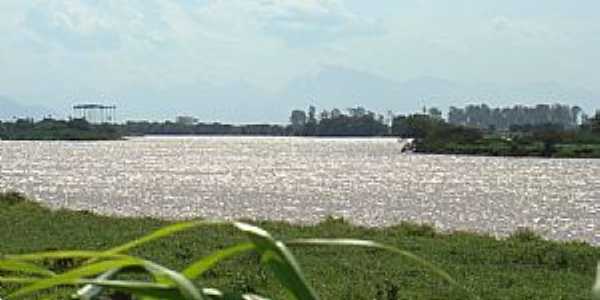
[0, 96, 53, 121]
[282, 65, 600, 116]
[118, 66, 599, 122]
[3, 66, 599, 123]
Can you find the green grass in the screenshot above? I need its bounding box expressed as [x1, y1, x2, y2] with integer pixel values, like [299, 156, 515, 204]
[554, 144, 600, 158]
[1, 193, 600, 299]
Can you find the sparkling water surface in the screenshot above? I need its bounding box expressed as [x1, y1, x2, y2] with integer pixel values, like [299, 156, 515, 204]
[1, 136, 599, 244]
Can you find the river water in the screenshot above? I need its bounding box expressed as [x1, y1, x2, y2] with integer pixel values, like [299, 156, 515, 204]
[1, 136, 599, 244]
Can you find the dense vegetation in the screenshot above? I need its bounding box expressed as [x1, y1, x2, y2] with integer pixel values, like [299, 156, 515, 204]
[2, 192, 600, 299]
[0, 106, 391, 139]
[123, 106, 390, 137]
[288, 106, 389, 136]
[394, 108, 600, 158]
[0, 118, 121, 141]
[448, 104, 582, 131]
[123, 121, 289, 136]
[3, 104, 600, 158]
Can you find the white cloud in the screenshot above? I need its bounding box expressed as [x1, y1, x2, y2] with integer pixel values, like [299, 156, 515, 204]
[14, 0, 382, 55]
[177, 0, 384, 47]
[0, 0, 599, 117]
[258, 0, 384, 46]
[22, 1, 119, 51]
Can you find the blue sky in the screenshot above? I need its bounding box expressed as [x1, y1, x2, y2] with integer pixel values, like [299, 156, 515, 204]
[1, 1, 599, 121]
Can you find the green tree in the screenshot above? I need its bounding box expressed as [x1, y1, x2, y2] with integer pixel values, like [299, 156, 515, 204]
[532, 123, 568, 157]
[428, 107, 443, 120]
[305, 105, 318, 136]
[308, 106, 317, 124]
[68, 118, 91, 131]
[290, 110, 307, 134]
[319, 109, 330, 121]
[392, 114, 441, 138]
[591, 111, 600, 134]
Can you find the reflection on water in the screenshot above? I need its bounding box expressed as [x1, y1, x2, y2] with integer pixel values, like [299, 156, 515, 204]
[1, 136, 600, 244]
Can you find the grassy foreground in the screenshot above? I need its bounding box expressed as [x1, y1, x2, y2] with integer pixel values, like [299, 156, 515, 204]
[1, 193, 600, 299]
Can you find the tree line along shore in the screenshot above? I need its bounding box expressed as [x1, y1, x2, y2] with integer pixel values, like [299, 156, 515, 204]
[2, 191, 600, 299]
[2, 103, 600, 158]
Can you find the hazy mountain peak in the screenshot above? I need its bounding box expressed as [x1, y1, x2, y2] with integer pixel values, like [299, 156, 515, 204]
[282, 65, 600, 116]
[0, 96, 52, 120]
[2, 65, 598, 122]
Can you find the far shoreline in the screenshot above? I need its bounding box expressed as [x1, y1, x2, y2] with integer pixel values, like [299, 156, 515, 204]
[5, 134, 600, 159]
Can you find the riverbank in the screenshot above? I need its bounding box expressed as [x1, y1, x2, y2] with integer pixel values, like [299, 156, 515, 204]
[413, 137, 600, 158]
[0, 119, 122, 141]
[1, 192, 598, 299]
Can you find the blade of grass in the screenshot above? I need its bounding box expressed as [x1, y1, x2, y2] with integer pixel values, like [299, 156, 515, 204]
[5, 251, 126, 262]
[73, 268, 122, 300]
[1, 277, 183, 300]
[286, 238, 480, 300]
[0, 260, 55, 277]
[200, 288, 272, 300]
[233, 222, 319, 300]
[0, 277, 40, 284]
[75, 253, 196, 299]
[76, 221, 226, 298]
[71, 221, 219, 299]
[143, 261, 205, 300]
[182, 242, 255, 280]
[101, 221, 223, 256]
[8, 257, 145, 299]
[73, 260, 204, 300]
[234, 295, 270, 300]
[202, 288, 223, 298]
[208, 291, 271, 300]
[76, 279, 183, 299]
[593, 263, 600, 300]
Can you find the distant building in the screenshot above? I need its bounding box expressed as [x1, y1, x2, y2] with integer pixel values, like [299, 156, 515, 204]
[73, 104, 117, 124]
[176, 116, 198, 126]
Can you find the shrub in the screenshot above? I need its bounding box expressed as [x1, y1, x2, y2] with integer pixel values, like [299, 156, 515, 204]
[508, 227, 542, 243]
[0, 191, 29, 206]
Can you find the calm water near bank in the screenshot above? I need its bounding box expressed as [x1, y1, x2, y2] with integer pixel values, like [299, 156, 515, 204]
[1, 136, 600, 244]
